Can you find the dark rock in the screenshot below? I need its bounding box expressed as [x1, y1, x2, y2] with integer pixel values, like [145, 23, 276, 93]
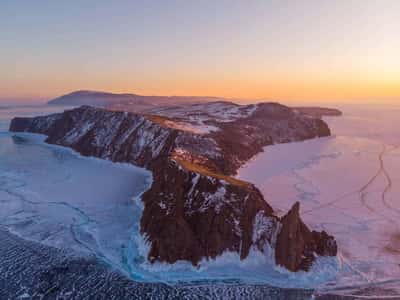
[312, 230, 338, 257]
[275, 202, 337, 271]
[141, 159, 275, 265]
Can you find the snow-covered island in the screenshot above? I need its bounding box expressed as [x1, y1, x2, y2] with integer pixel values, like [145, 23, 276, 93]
[10, 92, 340, 274]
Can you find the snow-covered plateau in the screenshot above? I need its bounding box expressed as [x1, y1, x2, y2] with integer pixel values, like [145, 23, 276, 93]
[238, 103, 400, 292]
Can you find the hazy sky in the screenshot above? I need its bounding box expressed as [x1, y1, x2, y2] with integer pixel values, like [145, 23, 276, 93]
[1, 0, 399, 104]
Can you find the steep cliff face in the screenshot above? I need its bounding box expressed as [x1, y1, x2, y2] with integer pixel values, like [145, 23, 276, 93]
[141, 158, 278, 265]
[9, 104, 337, 272]
[275, 202, 337, 272]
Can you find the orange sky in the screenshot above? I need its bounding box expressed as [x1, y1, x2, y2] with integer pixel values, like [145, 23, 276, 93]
[2, 71, 398, 105]
[1, 1, 399, 104]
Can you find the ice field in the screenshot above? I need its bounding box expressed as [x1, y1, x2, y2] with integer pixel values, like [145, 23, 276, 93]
[238, 104, 400, 289]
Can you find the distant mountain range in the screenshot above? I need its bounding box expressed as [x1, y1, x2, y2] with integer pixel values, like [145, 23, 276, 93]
[48, 90, 225, 113]
[48, 91, 342, 120]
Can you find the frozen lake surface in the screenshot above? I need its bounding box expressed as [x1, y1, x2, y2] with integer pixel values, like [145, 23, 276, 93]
[1, 105, 152, 278]
[238, 104, 400, 290]
[2, 103, 400, 298]
[0, 130, 152, 278]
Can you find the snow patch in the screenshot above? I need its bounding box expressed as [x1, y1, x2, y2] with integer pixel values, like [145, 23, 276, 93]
[200, 186, 227, 213]
[252, 212, 278, 245]
[164, 120, 219, 134]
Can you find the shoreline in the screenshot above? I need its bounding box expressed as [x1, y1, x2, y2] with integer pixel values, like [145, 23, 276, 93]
[2, 227, 398, 299]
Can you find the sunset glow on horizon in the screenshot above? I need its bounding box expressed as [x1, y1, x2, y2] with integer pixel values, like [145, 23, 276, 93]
[1, 0, 399, 104]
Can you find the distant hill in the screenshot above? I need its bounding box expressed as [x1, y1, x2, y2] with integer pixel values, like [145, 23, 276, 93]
[293, 106, 342, 118]
[48, 90, 141, 106]
[48, 90, 222, 112]
[48, 91, 343, 119]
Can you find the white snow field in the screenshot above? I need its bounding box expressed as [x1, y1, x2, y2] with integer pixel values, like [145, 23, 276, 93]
[238, 103, 400, 289]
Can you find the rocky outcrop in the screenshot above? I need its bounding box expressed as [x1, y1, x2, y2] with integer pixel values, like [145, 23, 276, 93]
[275, 202, 337, 271]
[9, 104, 337, 272]
[141, 158, 277, 265]
[208, 103, 331, 174]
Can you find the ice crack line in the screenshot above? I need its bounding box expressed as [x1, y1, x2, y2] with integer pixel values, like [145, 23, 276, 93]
[381, 145, 400, 214]
[0, 177, 115, 268]
[358, 144, 387, 215]
[359, 143, 400, 219]
[303, 143, 399, 220]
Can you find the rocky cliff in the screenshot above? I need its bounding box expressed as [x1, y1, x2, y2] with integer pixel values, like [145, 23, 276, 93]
[9, 103, 337, 272]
